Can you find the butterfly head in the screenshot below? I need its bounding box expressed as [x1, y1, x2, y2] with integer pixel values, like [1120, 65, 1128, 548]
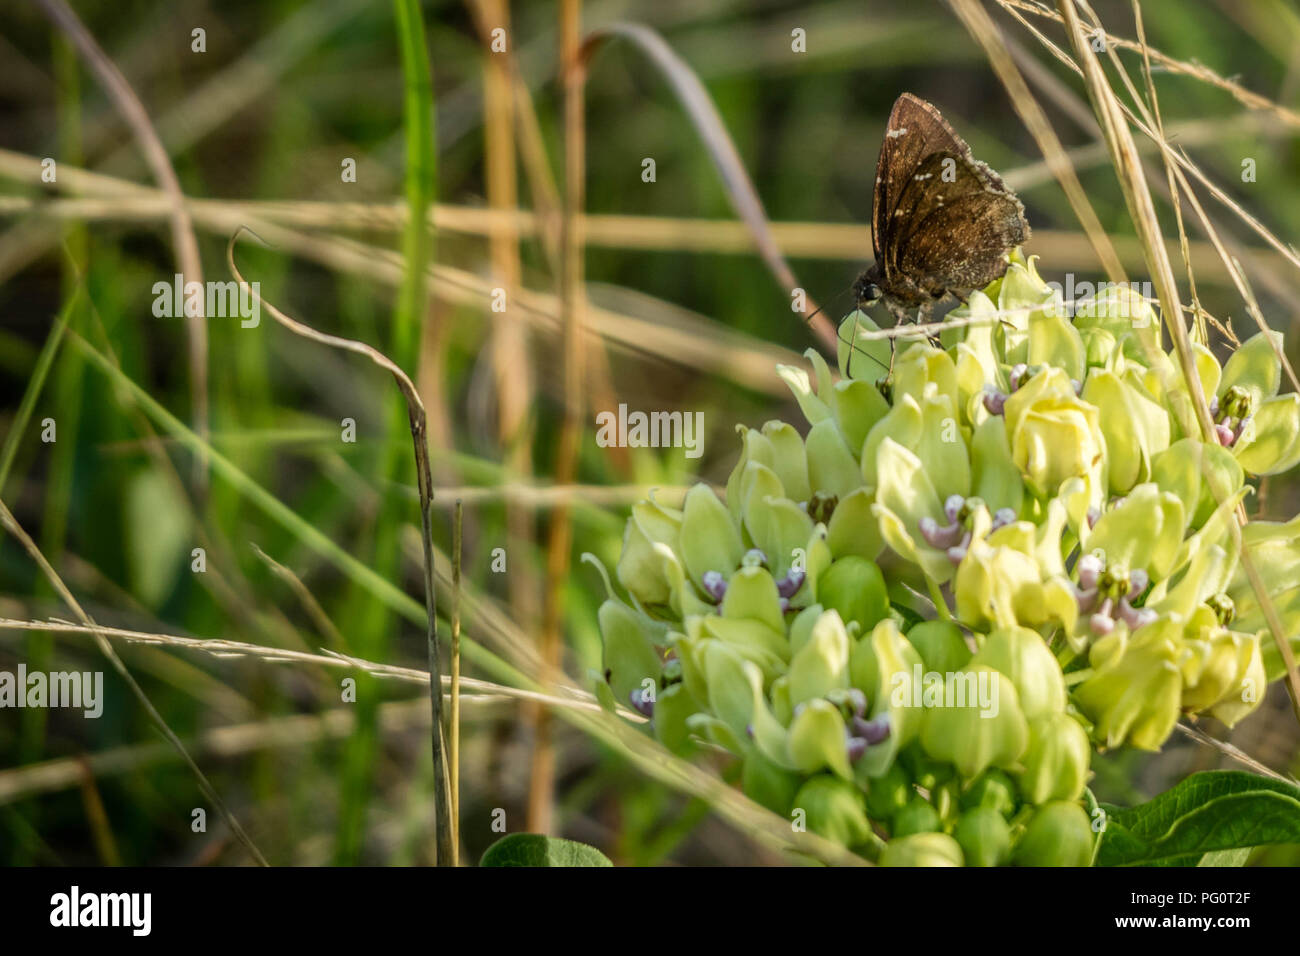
[852, 266, 883, 312]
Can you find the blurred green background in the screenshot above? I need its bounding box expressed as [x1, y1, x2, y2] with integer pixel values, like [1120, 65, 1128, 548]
[1, 0, 1299, 865]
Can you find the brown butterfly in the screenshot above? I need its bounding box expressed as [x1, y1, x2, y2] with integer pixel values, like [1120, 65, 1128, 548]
[854, 93, 1029, 327]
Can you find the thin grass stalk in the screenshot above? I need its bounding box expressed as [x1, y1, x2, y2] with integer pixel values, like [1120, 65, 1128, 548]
[62, 332, 873, 866]
[330, 0, 440, 865]
[1056, 0, 1300, 725]
[1000, 0, 1300, 128]
[451, 499, 463, 864]
[476, 0, 544, 654]
[578, 22, 834, 352]
[947, 0, 1125, 283]
[1129, 6, 1206, 344]
[528, 0, 587, 836]
[32, 0, 208, 491]
[226, 229, 453, 865]
[0, 498, 269, 865]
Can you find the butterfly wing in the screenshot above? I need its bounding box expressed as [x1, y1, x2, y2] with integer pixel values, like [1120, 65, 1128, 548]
[888, 149, 1029, 294]
[872, 94, 970, 271]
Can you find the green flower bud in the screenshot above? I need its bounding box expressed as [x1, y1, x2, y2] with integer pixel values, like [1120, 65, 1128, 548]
[850, 619, 925, 777]
[805, 418, 862, 500]
[864, 761, 913, 821]
[795, 775, 872, 847]
[724, 432, 781, 523]
[872, 438, 957, 584]
[615, 498, 682, 606]
[915, 390, 972, 502]
[703, 639, 762, 741]
[1179, 625, 1265, 727]
[742, 747, 802, 816]
[720, 565, 788, 634]
[1016, 712, 1091, 805]
[893, 796, 941, 837]
[653, 681, 696, 755]
[1081, 326, 1119, 370]
[1082, 369, 1170, 494]
[1074, 621, 1182, 750]
[906, 620, 973, 673]
[787, 697, 853, 779]
[1151, 438, 1244, 529]
[817, 556, 890, 635]
[971, 625, 1067, 721]
[697, 624, 787, 693]
[879, 832, 964, 867]
[788, 603, 824, 657]
[1003, 367, 1106, 499]
[1085, 483, 1185, 581]
[961, 769, 1019, 817]
[837, 311, 893, 382]
[777, 362, 833, 428]
[893, 342, 960, 412]
[954, 806, 1012, 867]
[955, 538, 1077, 636]
[971, 415, 1025, 516]
[900, 744, 955, 791]
[1012, 801, 1093, 867]
[786, 609, 850, 708]
[826, 487, 884, 561]
[861, 395, 924, 491]
[598, 599, 665, 709]
[679, 484, 744, 591]
[949, 290, 1003, 406]
[1027, 289, 1085, 383]
[1218, 329, 1282, 414]
[1235, 393, 1300, 476]
[918, 666, 1030, 779]
[743, 496, 815, 581]
[832, 377, 890, 456]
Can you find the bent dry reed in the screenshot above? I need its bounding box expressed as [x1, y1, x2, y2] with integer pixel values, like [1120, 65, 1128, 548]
[592, 250, 1300, 866]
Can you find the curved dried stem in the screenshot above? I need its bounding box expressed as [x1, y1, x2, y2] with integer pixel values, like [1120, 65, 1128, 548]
[32, 0, 208, 489]
[579, 21, 835, 352]
[226, 226, 453, 866]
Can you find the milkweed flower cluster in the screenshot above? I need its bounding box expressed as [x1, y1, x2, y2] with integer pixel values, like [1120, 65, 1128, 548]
[593, 251, 1300, 865]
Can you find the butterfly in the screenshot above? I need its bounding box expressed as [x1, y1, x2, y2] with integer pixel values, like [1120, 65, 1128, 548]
[853, 93, 1029, 328]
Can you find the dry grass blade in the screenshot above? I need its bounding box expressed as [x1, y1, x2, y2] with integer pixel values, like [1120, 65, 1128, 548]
[249, 542, 347, 651]
[579, 21, 835, 352]
[450, 499, 463, 866]
[226, 226, 453, 866]
[1055, 0, 1300, 727]
[1175, 721, 1296, 784]
[0, 700, 433, 807]
[528, 0, 586, 838]
[1078, 0, 1300, 391]
[0, 501, 268, 865]
[997, 0, 1300, 292]
[947, 0, 1126, 283]
[32, 0, 209, 489]
[0, 618, 608, 714]
[1001, 0, 1300, 129]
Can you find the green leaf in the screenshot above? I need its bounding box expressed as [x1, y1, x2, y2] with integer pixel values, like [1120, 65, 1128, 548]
[480, 834, 614, 867]
[1096, 771, 1300, 867]
[1197, 848, 1251, 867]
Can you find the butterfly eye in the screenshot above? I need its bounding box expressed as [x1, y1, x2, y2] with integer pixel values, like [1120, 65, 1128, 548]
[857, 282, 882, 309]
